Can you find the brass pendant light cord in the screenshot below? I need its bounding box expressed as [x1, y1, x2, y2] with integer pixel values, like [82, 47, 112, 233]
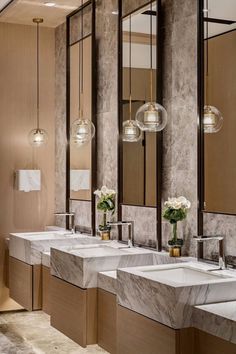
[36, 21, 40, 130]
[150, 1, 153, 104]
[206, 0, 209, 105]
[80, 0, 84, 118]
[129, 14, 132, 122]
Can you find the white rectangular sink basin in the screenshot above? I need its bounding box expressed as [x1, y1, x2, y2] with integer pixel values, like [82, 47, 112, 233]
[141, 266, 227, 285]
[117, 262, 236, 329]
[50, 246, 155, 288]
[9, 231, 103, 265]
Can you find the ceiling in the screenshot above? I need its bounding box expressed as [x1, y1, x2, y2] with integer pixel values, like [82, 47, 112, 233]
[205, 0, 236, 38]
[0, 0, 82, 27]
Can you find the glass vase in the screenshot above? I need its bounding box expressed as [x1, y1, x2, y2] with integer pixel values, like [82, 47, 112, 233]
[168, 222, 183, 257]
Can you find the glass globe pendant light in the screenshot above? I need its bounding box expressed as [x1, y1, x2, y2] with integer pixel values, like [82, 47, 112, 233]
[122, 14, 142, 142]
[135, 2, 167, 132]
[203, 0, 223, 133]
[29, 18, 48, 147]
[71, 3, 95, 147]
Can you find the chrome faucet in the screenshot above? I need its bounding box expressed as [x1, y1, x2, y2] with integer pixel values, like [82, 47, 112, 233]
[193, 235, 226, 270]
[54, 212, 75, 234]
[107, 221, 134, 248]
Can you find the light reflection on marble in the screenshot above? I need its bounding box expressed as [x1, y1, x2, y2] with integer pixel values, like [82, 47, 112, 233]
[193, 301, 236, 345]
[117, 262, 236, 329]
[0, 311, 107, 353]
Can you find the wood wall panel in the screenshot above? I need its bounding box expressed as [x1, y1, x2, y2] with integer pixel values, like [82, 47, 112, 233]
[0, 22, 55, 311]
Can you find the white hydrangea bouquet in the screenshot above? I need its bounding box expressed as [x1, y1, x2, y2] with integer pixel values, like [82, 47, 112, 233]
[163, 196, 191, 247]
[94, 186, 116, 233]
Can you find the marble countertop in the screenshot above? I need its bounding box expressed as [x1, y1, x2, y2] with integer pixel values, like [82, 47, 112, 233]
[97, 252, 195, 295]
[117, 262, 236, 329]
[193, 301, 236, 344]
[9, 232, 103, 265]
[50, 245, 156, 289]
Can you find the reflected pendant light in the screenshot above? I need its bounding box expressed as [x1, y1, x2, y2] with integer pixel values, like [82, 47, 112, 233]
[203, 0, 223, 133]
[122, 15, 142, 142]
[135, 2, 167, 132]
[29, 18, 48, 147]
[71, 2, 95, 147]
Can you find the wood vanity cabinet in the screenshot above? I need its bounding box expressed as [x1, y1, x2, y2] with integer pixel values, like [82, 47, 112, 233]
[42, 265, 51, 315]
[117, 305, 194, 354]
[117, 305, 236, 354]
[50, 275, 97, 348]
[194, 329, 236, 354]
[98, 288, 117, 354]
[9, 256, 42, 311]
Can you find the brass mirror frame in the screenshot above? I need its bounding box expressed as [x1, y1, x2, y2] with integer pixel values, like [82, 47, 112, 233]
[66, 0, 97, 234]
[118, 0, 163, 250]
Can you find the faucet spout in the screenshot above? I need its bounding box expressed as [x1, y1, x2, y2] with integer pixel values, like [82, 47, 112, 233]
[107, 221, 134, 247]
[193, 235, 226, 270]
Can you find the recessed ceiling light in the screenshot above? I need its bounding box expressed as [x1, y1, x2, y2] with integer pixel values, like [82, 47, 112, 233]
[44, 2, 56, 7]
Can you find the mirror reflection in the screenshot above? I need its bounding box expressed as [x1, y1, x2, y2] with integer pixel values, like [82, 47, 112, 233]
[203, 0, 236, 214]
[122, 1, 158, 207]
[69, 6, 93, 201]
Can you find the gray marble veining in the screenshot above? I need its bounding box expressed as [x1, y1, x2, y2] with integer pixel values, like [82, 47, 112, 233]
[9, 232, 102, 265]
[97, 252, 193, 294]
[98, 270, 117, 295]
[117, 262, 236, 329]
[51, 246, 155, 289]
[193, 301, 236, 344]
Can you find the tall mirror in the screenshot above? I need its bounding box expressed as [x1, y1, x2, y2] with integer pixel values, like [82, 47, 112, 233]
[199, 0, 236, 216]
[118, 0, 162, 249]
[67, 1, 96, 234]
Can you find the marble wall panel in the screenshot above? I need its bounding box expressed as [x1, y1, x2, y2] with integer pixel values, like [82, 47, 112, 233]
[55, 23, 67, 228]
[161, 0, 198, 254]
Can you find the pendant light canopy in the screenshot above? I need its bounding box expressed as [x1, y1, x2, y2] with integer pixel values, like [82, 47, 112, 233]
[135, 3, 167, 132]
[71, 3, 95, 147]
[203, 0, 223, 133]
[29, 18, 48, 147]
[122, 15, 142, 142]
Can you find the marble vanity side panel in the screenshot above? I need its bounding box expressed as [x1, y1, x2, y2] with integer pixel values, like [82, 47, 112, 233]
[121, 205, 157, 247]
[71, 200, 91, 229]
[193, 305, 236, 345]
[117, 269, 236, 329]
[98, 272, 117, 295]
[55, 23, 67, 228]
[162, 0, 198, 254]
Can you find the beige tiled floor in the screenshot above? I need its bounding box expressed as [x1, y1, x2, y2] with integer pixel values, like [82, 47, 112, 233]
[0, 311, 108, 354]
